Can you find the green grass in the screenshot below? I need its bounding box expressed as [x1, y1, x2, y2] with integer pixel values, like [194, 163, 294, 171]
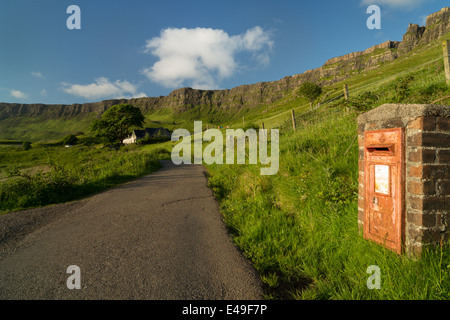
[205, 113, 450, 299]
[0, 143, 170, 213]
[202, 33, 450, 299]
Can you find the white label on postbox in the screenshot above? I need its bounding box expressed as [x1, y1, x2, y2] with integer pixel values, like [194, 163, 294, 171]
[374, 165, 390, 195]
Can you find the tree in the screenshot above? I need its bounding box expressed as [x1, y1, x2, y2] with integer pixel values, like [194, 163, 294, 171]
[62, 134, 78, 146]
[90, 104, 145, 144]
[296, 81, 323, 110]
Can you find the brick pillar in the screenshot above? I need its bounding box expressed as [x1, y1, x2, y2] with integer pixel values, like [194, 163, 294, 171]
[358, 104, 450, 257]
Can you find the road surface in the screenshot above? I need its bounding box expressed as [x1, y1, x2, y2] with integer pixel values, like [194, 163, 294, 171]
[0, 160, 263, 299]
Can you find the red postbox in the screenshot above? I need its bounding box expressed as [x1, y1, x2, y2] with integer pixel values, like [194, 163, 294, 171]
[364, 128, 405, 254]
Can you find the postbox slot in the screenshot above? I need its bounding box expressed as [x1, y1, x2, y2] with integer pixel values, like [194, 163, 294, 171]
[367, 145, 395, 155]
[371, 147, 389, 152]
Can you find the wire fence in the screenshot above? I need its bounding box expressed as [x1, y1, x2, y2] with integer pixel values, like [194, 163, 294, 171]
[269, 54, 446, 134]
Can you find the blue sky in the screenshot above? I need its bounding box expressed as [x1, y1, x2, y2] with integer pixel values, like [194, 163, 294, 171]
[0, 0, 445, 104]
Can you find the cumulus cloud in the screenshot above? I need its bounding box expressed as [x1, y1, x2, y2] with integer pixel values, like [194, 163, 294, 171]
[141, 26, 273, 89]
[360, 0, 426, 8]
[62, 77, 146, 100]
[31, 72, 45, 79]
[10, 90, 28, 99]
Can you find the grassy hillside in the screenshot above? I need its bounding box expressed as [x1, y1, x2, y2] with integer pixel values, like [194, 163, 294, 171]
[0, 14, 448, 299]
[206, 112, 450, 299]
[202, 30, 450, 299]
[0, 143, 171, 212]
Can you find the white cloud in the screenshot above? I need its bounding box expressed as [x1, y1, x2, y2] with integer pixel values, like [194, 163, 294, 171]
[62, 77, 146, 100]
[10, 90, 28, 99]
[141, 26, 273, 89]
[360, 0, 426, 8]
[31, 71, 45, 79]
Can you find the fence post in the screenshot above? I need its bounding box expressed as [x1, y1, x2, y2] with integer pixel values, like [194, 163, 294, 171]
[261, 122, 265, 130]
[344, 83, 350, 114]
[291, 109, 296, 131]
[444, 40, 450, 86]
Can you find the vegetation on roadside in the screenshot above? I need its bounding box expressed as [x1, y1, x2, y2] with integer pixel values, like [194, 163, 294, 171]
[206, 113, 450, 300]
[0, 20, 449, 300]
[0, 144, 170, 213]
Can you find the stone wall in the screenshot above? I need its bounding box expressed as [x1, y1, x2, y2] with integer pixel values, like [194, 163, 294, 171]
[357, 104, 450, 256]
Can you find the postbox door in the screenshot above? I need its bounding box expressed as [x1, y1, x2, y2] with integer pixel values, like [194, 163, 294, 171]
[367, 163, 398, 246]
[364, 128, 404, 254]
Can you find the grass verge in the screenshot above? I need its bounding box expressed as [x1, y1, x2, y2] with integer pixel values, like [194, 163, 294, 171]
[205, 114, 450, 299]
[0, 144, 170, 213]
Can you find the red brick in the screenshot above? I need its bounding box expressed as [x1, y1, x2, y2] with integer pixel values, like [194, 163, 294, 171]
[358, 197, 365, 209]
[407, 148, 436, 163]
[407, 180, 435, 195]
[423, 197, 447, 211]
[422, 132, 450, 147]
[358, 160, 364, 171]
[358, 123, 365, 135]
[408, 165, 424, 178]
[437, 149, 450, 163]
[436, 180, 450, 196]
[408, 117, 436, 131]
[437, 117, 450, 132]
[358, 136, 364, 147]
[407, 132, 422, 147]
[407, 211, 436, 228]
[409, 196, 446, 211]
[382, 118, 405, 129]
[359, 148, 364, 160]
[408, 132, 450, 148]
[412, 165, 450, 179]
[409, 196, 423, 210]
[358, 209, 364, 222]
[424, 165, 450, 179]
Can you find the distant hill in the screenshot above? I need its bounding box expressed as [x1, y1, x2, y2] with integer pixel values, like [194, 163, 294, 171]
[0, 7, 449, 142]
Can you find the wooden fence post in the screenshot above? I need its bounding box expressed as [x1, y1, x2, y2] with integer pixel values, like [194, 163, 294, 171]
[344, 83, 350, 114]
[444, 40, 450, 86]
[291, 109, 296, 131]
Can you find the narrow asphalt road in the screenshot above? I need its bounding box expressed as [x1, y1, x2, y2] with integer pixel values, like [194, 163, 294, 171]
[0, 161, 263, 299]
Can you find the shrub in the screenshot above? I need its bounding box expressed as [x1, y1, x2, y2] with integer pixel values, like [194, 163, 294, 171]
[62, 134, 78, 146]
[22, 141, 32, 150]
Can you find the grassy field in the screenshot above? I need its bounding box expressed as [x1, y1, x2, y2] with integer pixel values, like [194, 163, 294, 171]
[203, 33, 450, 299]
[206, 113, 450, 299]
[0, 25, 448, 299]
[0, 143, 171, 213]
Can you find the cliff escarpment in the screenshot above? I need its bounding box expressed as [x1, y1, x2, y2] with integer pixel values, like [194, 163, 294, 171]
[0, 7, 448, 122]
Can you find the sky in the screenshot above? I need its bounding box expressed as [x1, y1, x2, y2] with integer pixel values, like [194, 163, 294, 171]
[0, 0, 446, 105]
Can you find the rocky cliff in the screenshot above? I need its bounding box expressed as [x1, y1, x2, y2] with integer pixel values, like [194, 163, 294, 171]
[1, 7, 449, 121]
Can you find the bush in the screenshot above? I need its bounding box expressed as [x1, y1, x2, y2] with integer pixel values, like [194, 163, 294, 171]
[393, 75, 414, 102]
[22, 141, 32, 150]
[242, 122, 260, 131]
[347, 91, 379, 112]
[62, 134, 78, 146]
